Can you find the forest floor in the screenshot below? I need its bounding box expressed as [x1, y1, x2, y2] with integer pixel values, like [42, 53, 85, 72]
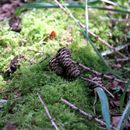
[0, 0, 130, 130]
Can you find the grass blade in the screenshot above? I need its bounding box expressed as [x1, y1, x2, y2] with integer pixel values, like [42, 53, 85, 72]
[22, 3, 130, 14]
[116, 99, 130, 130]
[95, 87, 111, 130]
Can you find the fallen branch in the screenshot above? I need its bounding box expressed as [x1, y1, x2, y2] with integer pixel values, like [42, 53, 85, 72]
[38, 94, 59, 130]
[54, 0, 126, 58]
[61, 98, 113, 128]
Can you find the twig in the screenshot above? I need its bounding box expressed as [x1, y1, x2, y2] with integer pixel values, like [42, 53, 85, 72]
[116, 57, 130, 62]
[101, 44, 128, 57]
[80, 76, 115, 98]
[61, 98, 107, 127]
[54, 0, 126, 58]
[76, 62, 127, 84]
[61, 98, 116, 130]
[38, 94, 59, 130]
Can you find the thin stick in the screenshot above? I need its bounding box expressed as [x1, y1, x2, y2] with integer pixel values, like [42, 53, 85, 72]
[77, 62, 127, 84]
[69, 59, 126, 83]
[80, 76, 115, 98]
[38, 94, 59, 130]
[101, 44, 128, 57]
[61, 98, 106, 126]
[116, 57, 130, 62]
[54, 0, 126, 58]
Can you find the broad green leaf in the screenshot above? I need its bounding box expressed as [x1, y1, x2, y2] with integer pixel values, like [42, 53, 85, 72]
[95, 87, 111, 130]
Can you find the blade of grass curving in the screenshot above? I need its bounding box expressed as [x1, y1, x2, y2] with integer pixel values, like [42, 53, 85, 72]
[22, 3, 130, 14]
[22, 2, 130, 14]
[88, 0, 101, 5]
[120, 80, 130, 112]
[95, 87, 111, 130]
[23, 3, 84, 9]
[116, 99, 130, 130]
[14, 7, 24, 16]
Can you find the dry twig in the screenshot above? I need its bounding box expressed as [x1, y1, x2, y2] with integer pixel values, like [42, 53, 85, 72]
[38, 94, 59, 130]
[116, 57, 130, 62]
[61, 98, 116, 130]
[73, 61, 127, 84]
[61, 98, 106, 126]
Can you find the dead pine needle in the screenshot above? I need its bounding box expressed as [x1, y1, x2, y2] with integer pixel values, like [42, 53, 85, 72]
[38, 94, 59, 130]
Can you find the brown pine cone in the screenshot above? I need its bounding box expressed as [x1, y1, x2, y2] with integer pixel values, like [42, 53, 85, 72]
[66, 63, 80, 79]
[49, 58, 63, 75]
[56, 47, 71, 64]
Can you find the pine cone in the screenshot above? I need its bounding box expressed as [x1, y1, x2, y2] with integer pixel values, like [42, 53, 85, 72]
[56, 47, 71, 64]
[49, 58, 63, 75]
[66, 63, 80, 79]
[62, 58, 73, 67]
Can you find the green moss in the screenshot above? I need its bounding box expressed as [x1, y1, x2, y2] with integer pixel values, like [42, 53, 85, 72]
[0, 5, 128, 130]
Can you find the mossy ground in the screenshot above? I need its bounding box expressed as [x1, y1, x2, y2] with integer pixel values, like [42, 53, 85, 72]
[0, 6, 129, 130]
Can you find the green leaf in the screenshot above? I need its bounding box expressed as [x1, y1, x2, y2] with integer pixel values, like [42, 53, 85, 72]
[116, 99, 130, 130]
[95, 87, 111, 130]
